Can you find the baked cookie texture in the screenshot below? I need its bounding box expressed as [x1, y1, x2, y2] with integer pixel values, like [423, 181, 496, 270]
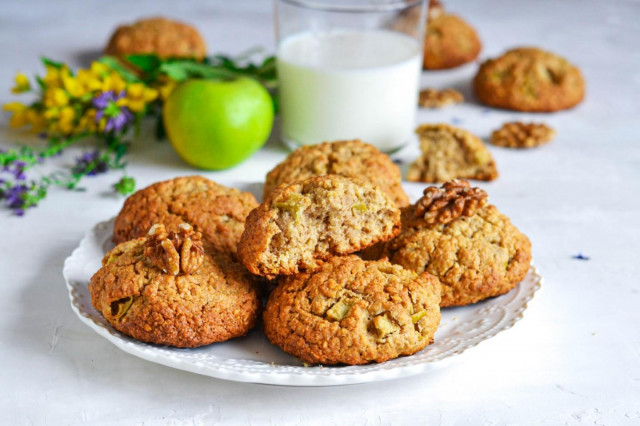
[238, 175, 401, 279]
[89, 224, 260, 347]
[105, 17, 207, 61]
[263, 255, 441, 365]
[113, 176, 258, 257]
[473, 47, 585, 112]
[264, 139, 409, 208]
[423, 0, 481, 70]
[363, 181, 531, 307]
[408, 124, 498, 183]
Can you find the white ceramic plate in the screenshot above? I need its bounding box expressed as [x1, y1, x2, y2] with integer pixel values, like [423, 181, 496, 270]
[63, 182, 541, 386]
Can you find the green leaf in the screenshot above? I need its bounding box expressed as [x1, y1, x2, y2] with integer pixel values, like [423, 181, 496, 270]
[113, 176, 136, 195]
[159, 61, 236, 81]
[97, 56, 141, 83]
[125, 54, 162, 74]
[41, 57, 64, 69]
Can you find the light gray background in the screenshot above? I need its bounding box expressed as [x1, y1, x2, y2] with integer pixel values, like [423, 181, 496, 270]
[1, 0, 639, 424]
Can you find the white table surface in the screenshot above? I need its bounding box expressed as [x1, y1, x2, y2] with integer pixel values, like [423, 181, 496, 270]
[1, 0, 639, 424]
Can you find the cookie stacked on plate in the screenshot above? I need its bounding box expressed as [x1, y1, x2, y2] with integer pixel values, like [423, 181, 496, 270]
[89, 176, 262, 348]
[89, 140, 531, 366]
[238, 173, 442, 365]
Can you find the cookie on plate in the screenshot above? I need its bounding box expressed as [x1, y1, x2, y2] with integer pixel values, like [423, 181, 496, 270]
[363, 180, 531, 307]
[263, 255, 441, 365]
[423, 0, 482, 70]
[264, 139, 409, 208]
[407, 124, 498, 183]
[105, 17, 207, 61]
[473, 47, 585, 112]
[238, 175, 401, 279]
[90, 224, 261, 347]
[113, 176, 258, 257]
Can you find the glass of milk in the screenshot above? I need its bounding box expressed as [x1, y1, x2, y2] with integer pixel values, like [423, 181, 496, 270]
[275, 0, 426, 153]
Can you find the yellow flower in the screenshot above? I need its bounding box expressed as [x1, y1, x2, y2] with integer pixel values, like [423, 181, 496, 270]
[101, 72, 126, 93]
[11, 73, 31, 93]
[157, 79, 177, 100]
[44, 87, 69, 108]
[57, 106, 76, 135]
[76, 109, 98, 133]
[61, 73, 86, 98]
[42, 66, 67, 88]
[89, 62, 110, 79]
[76, 68, 102, 92]
[3, 102, 29, 128]
[26, 109, 47, 133]
[43, 108, 59, 120]
[122, 83, 158, 112]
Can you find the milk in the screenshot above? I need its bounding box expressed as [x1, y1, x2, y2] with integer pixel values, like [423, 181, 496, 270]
[277, 29, 422, 152]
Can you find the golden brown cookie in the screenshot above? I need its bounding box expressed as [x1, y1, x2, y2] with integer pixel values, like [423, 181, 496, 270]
[90, 224, 260, 347]
[105, 17, 207, 61]
[113, 176, 258, 257]
[423, 5, 482, 70]
[407, 124, 498, 183]
[473, 47, 585, 112]
[264, 140, 409, 208]
[238, 175, 401, 279]
[263, 255, 441, 365]
[363, 180, 531, 307]
[490, 121, 555, 148]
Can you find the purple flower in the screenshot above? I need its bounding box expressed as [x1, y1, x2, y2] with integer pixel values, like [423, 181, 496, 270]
[73, 150, 108, 176]
[11, 161, 27, 181]
[4, 184, 28, 215]
[93, 90, 134, 133]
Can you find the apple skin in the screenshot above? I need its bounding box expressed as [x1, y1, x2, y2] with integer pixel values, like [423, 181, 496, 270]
[163, 78, 274, 170]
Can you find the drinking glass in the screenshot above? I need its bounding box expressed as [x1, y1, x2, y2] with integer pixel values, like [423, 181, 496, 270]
[274, 0, 426, 153]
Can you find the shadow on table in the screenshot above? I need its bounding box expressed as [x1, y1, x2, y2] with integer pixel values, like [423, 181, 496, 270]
[73, 48, 103, 67]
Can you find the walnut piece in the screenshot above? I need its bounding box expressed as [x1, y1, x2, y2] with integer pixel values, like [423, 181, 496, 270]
[144, 223, 204, 275]
[490, 122, 555, 148]
[418, 88, 464, 109]
[413, 180, 488, 226]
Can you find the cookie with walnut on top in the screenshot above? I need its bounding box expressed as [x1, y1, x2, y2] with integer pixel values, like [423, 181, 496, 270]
[363, 180, 531, 307]
[90, 223, 261, 348]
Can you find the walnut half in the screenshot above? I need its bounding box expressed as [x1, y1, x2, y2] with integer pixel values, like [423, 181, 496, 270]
[144, 223, 204, 275]
[490, 121, 555, 148]
[418, 88, 464, 109]
[413, 180, 488, 226]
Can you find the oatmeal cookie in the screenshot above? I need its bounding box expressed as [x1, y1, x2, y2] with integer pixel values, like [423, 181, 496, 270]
[113, 176, 258, 257]
[423, 6, 482, 70]
[263, 255, 441, 365]
[264, 139, 409, 208]
[491, 121, 555, 148]
[90, 224, 260, 347]
[473, 47, 585, 112]
[407, 124, 498, 183]
[364, 181, 531, 307]
[105, 17, 207, 61]
[238, 175, 401, 279]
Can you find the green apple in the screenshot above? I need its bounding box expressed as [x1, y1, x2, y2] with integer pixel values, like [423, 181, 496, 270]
[163, 77, 274, 170]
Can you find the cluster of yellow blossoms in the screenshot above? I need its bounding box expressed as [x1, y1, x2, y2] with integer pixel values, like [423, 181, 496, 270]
[3, 62, 164, 137]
